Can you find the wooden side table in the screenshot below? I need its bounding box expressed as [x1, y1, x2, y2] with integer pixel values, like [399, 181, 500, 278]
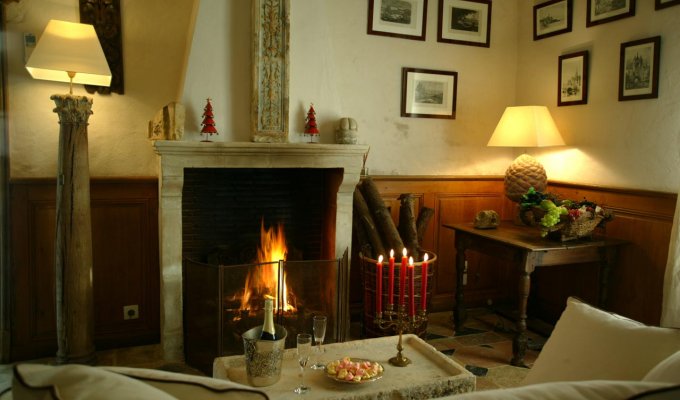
[443, 222, 626, 367]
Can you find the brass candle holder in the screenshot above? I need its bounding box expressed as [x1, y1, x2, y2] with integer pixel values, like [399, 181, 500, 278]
[374, 303, 427, 367]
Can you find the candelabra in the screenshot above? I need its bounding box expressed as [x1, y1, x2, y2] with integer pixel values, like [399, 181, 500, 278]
[374, 304, 427, 367]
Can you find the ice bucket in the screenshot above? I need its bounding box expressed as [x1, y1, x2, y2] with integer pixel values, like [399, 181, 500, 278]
[242, 324, 287, 387]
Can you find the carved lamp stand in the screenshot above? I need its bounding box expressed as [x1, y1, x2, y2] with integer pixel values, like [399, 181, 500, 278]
[25, 20, 111, 364]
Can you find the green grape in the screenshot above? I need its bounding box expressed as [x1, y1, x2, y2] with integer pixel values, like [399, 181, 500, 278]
[540, 206, 567, 228]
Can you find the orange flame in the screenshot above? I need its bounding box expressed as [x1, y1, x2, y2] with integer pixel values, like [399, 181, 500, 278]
[239, 220, 295, 312]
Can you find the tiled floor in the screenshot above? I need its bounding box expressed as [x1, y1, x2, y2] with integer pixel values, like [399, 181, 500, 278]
[425, 308, 546, 391]
[0, 308, 546, 395]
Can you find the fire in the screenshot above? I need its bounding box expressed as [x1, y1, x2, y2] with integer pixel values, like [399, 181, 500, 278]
[239, 220, 296, 312]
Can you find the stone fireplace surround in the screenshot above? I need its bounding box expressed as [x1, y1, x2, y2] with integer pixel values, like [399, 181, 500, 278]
[153, 141, 369, 362]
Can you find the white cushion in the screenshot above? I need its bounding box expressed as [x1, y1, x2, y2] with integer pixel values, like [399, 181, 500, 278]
[12, 363, 176, 400]
[643, 350, 680, 384]
[103, 366, 268, 399]
[12, 364, 269, 400]
[522, 297, 680, 385]
[444, 380, 673, 400]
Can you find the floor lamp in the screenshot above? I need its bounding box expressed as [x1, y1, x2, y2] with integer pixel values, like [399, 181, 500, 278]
[25, 20, 111, 364]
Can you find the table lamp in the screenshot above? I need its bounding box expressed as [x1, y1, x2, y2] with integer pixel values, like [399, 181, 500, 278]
[25, 19, 111, 364]
[487, 106, 565, 202]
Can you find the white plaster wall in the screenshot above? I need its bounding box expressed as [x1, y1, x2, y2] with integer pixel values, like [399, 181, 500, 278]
[182, 0, 519, 176]
[5, 0, 196, 177]
[13, 1, 678, 191]
[516, 2, 680, 192]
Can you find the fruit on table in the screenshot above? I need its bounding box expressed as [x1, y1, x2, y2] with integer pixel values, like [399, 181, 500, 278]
[326, 357, 383, 382]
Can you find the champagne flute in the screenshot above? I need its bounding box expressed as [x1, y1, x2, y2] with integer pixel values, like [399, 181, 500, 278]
[294, 333, 312, 394]
[310, 315, 327, 370]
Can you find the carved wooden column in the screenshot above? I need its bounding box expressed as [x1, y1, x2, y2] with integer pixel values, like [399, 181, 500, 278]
[52, 94, 96, 365]
[251, 0, 290, 143]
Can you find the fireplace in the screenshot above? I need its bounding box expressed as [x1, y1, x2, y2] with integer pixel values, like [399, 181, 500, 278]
[153, 141, 368, 362]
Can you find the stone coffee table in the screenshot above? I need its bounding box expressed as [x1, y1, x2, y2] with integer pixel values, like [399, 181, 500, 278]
[213, 334, 475, 400]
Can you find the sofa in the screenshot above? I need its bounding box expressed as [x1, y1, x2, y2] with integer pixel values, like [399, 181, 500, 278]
[2, 297, 679, 399]
[441, 296, 680, 399]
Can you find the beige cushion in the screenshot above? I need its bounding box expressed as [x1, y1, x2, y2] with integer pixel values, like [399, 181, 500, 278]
[442, 380, 673, 400]
[103, 366, 268, 399]
[12, 364, 269, 400]
[12, 364, 175, 399]
[522, 297, 680, 385]
[643, 350, 680, 384]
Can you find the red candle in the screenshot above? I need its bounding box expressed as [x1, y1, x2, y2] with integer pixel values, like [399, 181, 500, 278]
[388, 249, 395, 305]
[421, 253, 429, 311]
[376, 255, 383, 314]
[400, 248, 408, 306]
[409, 257, 415, 317]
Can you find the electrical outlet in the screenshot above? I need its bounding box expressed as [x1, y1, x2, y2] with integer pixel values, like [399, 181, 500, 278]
[123, 305, 139, 320]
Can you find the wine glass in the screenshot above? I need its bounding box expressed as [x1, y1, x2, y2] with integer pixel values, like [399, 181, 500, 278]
[294, 333, 312, 394]
[310, 315, 327, 370]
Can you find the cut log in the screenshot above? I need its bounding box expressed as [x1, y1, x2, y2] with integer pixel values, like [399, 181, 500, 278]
[353, 188, 386, 258]
[416, 207, 435, 245]
[360, 178, 405, 252]
[398, 194, 419, 260]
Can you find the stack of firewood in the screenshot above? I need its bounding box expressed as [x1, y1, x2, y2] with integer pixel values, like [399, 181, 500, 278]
[353, 177, 434, 261]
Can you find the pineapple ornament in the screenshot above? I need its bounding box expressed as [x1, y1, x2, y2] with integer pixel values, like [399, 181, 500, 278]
[303, 103, 320, 143]
[200, 98, 218, 142]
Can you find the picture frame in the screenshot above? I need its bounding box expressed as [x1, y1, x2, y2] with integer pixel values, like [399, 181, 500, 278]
[618, 36, 661, 101]
[401, 67, 458, 119]
[586, 0, 635, 27]
[655, 0, 680, 9]
[437, 0, 491, 48]
[367, 0, 428, 41]
[558, 51, 588, 106]
[534, 0, 573, 41]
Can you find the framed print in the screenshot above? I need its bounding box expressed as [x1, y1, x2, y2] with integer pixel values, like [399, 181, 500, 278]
[656, 0, 680, 9]
[586, 0, 635, 27]
[619, 36, 661, 101]
[534, 0, 573, 41]
[367, 0, 428, 41]
[437, 0, 491, 48]
[401, 67, 458, 119]
[558, 51, 588, 106]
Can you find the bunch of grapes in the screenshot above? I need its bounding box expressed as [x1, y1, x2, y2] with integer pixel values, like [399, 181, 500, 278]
[538, 199, 567, 229]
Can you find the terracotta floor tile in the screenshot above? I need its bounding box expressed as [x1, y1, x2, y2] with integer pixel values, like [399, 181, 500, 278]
[455, 331, 507, 346]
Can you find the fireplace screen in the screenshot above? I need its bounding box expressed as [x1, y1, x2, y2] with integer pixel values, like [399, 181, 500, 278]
[184, 253, 349, 375]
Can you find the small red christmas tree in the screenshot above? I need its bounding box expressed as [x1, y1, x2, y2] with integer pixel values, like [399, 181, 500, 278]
[304, 104, 319, 143]
[200, 98, 218, 142]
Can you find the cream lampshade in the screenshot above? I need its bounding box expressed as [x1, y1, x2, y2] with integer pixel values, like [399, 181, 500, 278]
[488, 106, 565, 202]
[26, 19, 111, 92]
[25, 19, 111, 365]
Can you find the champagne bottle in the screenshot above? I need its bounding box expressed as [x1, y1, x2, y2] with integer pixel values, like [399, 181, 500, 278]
[260, 297, 277, 341]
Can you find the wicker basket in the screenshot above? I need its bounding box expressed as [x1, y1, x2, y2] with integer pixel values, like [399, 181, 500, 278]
[546, 215, 605, 241]
[522, 206, 606, 241]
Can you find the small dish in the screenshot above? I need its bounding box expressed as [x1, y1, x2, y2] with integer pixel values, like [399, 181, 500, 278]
[324, 357, 384, 384]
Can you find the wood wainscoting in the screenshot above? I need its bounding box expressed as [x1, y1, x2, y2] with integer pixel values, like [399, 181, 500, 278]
[9, 178, 159, 361]
[8, 176, 675, 360]
[356, 176, 675, 327]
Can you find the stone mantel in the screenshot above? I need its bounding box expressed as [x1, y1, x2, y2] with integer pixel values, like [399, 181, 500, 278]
[154, 140, 369, 166]
[153, 140, 369, 362]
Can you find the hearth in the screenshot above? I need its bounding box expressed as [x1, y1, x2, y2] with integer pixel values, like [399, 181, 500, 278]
[153, 141, 368, 362]
[184, 255, 348, 374]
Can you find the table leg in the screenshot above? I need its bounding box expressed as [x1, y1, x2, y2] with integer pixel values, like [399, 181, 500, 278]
[511, 263, 532, 367]
[598, 246, 617, 308]
[453, 238, 467, 333]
